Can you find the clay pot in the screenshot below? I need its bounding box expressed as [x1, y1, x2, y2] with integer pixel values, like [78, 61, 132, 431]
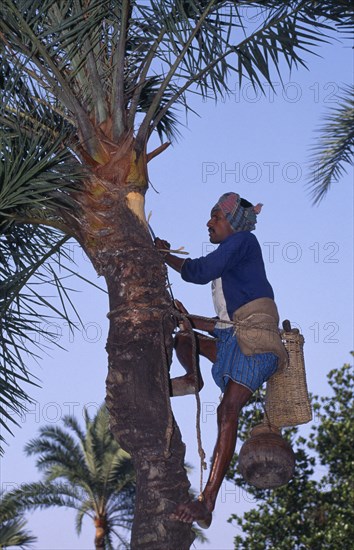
[238, 423, 295, 489]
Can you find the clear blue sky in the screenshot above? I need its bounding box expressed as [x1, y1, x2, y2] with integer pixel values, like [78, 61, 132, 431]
[1, 32, 353, 550]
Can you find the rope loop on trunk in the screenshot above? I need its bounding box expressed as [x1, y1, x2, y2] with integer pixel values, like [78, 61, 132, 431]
[171, 308, 207, 496]
[106, 302, 207, 491]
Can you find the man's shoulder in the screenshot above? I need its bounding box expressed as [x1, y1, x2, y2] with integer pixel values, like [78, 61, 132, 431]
[222, 231, 259, 247]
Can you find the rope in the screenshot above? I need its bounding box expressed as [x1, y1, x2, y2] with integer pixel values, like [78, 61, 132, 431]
[146, 221, 206, 483]
[107, 303, 176, 459]
[107, 305, 170, 319]
[107, 214, 208, 484]
[159, 308, 176, 459]
[184, 312, 282, 335]
[172, 309, 207, 497]
[253, 386, 272, 427]
[107, 303, 280, 489]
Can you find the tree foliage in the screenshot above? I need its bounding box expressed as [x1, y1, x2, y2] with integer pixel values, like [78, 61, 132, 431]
[5, 404, 135, 549]
[0, 0, 352, 452]
[0, 128, 105, 450]
[0, 492, 36, 549]
[307, 84, 354, 204]
[0, 2, 352, 546]
[227, 354, 354, 549]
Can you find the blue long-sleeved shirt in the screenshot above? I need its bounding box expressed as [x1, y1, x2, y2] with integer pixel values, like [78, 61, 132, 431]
[181, 231, 274, 319]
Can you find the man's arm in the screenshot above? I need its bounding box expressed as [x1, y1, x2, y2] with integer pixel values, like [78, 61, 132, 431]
[154, 237, 185, 273]
[165, 253, 185, 273]
[174, 299, 216, 332]
[155, 239, 217, 332]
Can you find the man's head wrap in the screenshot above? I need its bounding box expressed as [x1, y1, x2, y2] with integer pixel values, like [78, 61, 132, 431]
[212, 192, 263, 232]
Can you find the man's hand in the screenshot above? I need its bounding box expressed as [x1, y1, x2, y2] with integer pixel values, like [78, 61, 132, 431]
[174, 299, 191, 331]
[174, 299, 189, 316]
[174, 299, 216, 332]
[154, 237, 186, 274]
[154, 237, 171, 254]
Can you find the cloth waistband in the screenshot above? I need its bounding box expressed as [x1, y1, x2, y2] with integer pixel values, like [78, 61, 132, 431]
[234, 297, 279, 324]
[232, 298, 288, 372]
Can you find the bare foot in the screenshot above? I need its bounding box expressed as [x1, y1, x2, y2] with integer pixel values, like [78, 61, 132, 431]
[170, 374, 204, 397]
[170, 500, 212, 529]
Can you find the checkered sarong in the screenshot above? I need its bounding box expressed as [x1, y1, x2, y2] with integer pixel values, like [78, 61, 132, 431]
[211, 327, 278, 393]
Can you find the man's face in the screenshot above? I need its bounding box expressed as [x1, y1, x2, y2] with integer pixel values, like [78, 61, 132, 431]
[207, 207, 234, 244]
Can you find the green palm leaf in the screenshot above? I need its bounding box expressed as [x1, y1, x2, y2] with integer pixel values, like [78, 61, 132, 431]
[0, 491, 36, 549]
[0, 0, 352, 454]
[6, 405, 135, 548]
[0, 518, 36, 549]
[0, 219, 106, 453]
[1, 1, 352, 148]
[0, 120, 104, 453]
[307, 84, 354, 204]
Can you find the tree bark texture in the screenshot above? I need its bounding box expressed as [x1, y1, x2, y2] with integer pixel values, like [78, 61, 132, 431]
[103, 208, 194, 549]
[68, 149, 195, 549]
[94, 516, 106, 549]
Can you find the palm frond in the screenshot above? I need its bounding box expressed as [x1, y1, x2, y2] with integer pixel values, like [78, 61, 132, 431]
[0, 492, 36, 549]
[0, 116, 83, 225]
[9, 404, 135, 546]
[2, 0, 352, 149]
[75, 498, 95, 535]
[62, 413, 87, 443]
[25, 425, 90, 485]
[0, 220, 107, 453]
[0, 110, 105, 452]
[0, 227, 66, 450]
[136, 0, 353, 142]
[4, 481, 83, 511]
[106, 496, 135, 529]
[0, 518, 36, 549]
[307, 84, 354, 204]
[1, 0, 109, 156]
[107, 525, 131, 549]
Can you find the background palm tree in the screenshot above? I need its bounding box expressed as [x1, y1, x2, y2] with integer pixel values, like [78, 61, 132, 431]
[0, 492, 36, 549]
[6, 404, 135, 550]
[1, 1, 352, 547]
[308, 84, 354, 204]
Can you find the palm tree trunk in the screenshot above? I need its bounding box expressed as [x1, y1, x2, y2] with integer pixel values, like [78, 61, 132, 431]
[74, 167, 195, 548]
[94, 516, 106, 550]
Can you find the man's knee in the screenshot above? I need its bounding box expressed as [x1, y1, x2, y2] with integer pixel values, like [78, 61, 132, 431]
[199, 337, 217, 363]
[174, 331, 190, 350]
[217, 382, 252, 424]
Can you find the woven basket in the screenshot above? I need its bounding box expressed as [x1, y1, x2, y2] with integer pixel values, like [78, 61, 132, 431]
[265, 324, 312, 428]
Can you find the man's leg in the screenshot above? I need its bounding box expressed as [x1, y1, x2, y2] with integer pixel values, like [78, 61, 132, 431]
[171, 332, 216, 396]
[171, 380, 252, 527]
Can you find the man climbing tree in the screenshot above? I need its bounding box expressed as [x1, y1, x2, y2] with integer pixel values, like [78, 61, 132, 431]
[1, 2, 352, 548]
[155, 192, 288, 528]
